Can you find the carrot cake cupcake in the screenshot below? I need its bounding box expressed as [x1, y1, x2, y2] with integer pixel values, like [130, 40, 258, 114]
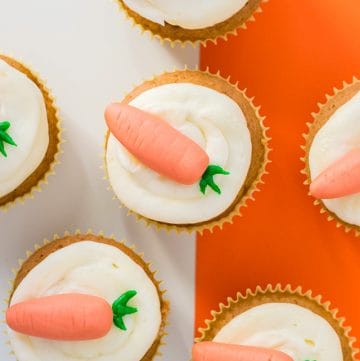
[6, 233, 168, 361]
[104, 70, 269, 232]
[0, 55, 60, 209]
[304, 79, 360, 233]
[118, 0, 263, 43]
[194, 285, 356, 361]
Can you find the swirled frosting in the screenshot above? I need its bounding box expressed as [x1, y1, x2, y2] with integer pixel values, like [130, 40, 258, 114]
[0, 59, 49, 197]
[214, 303, 343, 361]
[309, 90, 360, 226]
[122, 0, 248, 29]
[8, 241, 162, 361]
[106, 82, 252, 224]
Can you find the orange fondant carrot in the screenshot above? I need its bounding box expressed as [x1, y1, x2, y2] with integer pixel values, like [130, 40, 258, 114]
[192, 342, 294, 361]
[6, 291, 138, 341]
[105, 103, 229, 194]
[310, 148, 360, 199]
[6, 294, 112, 341]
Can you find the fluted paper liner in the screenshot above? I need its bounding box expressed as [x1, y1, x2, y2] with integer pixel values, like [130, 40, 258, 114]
[0, 54, 63, 211]
[301, 77, 360, 236]
[103, 68, 270, 234]
[196, 284, 358, 360]
[116, 0, 268, 46]
[5, 230, 169, 361]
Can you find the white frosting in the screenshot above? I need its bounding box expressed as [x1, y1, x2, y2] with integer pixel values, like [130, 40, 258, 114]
[214, 303, 343, 361]
[309, 90, 360, 226]
[0, 59, 49, 197]
[106, 83, 252, 224]
[8, 241, 162, 361]
[122, 0, 248, 29]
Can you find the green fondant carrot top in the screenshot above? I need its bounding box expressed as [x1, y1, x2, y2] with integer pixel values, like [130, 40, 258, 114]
[112, 290, 138, 331]
[0, 121, 16, 157]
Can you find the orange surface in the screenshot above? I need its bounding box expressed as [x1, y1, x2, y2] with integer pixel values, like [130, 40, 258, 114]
[197, 0, 360, 350]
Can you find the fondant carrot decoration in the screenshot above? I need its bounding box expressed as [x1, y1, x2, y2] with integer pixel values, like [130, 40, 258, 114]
[193, 342, 294, 361]
[310, 148, 360, 199]
[0, 121, 16, 157]
[105, 103, 230, 194]
[6, 290, 138, 341]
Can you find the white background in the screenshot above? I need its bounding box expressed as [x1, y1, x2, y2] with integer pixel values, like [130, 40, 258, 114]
[0, 0, 198, 360]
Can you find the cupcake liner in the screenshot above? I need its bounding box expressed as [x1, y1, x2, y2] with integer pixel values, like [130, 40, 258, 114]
[5, 230, 169, 361]
[301, 77, 360, 236]
[116, 0, 268, 46]
[196, 284, 358, 360]
[0, 54, 63, 212]
[103, 68, 271, 234]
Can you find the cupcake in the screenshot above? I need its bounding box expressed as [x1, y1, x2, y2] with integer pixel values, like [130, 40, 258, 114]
[303, 78, 360, 234]
[194, 285, 357, 361]
[104, 69, 269, 233]
[0, 55, 61, 210]
[118, 0, 264, 44]
[6, 232, 169, 361]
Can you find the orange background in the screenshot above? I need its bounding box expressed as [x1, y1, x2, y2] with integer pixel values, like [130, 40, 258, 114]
[197, 0, 360, 350]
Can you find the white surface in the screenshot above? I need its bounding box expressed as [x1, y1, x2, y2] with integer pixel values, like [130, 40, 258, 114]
[309, 90, 360, 226]
[0, 59, 49, 197]
[107, 83, 252, 224]
[214, 303, 343, 361]
[9, 241, 162, 361]
[0, 0, 198, 360]
[122, 0, 248, 29]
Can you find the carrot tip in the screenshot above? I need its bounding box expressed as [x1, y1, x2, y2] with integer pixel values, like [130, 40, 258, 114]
[200, 165, 230, 195]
